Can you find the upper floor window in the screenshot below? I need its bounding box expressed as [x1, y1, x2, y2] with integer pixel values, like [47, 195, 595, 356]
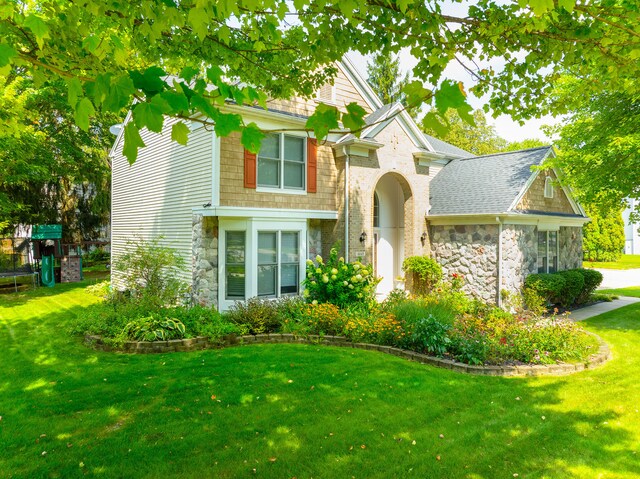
[544, 176, 554, 199]
[258, 133, 306, 190]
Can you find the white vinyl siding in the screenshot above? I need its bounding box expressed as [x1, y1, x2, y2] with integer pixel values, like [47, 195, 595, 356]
[111, 118, 213, 287]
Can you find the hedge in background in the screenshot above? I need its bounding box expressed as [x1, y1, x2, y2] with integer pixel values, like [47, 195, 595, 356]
[523, 268, 603, 310]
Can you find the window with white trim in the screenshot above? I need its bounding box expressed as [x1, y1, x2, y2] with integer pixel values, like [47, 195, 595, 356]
[219, 219, 307, 310]
[537, 230, 558, 273]
[257, 231, 300, 297]
[257, 133, 306, 190]
[544, 177, 554, 198]
[225, 231, 246, 300]
[373, 192, 380, 228]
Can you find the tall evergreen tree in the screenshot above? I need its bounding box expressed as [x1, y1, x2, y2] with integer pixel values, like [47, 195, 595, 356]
[367, 52, 410, 106]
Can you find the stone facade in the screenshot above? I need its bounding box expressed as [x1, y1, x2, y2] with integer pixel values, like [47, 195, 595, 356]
[559, 226, 583, 270]
[430, 224, 499, 302]
[192, 214, 218, 308]
[500, 225, 537, 295]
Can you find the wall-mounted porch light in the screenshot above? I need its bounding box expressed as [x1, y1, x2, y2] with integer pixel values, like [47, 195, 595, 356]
[359, 232, 367, 244]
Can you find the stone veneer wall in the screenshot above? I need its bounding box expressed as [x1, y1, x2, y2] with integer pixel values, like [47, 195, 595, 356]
[430, 224, 499, 303]
[559, 226, 583, 270]
[192, 214, 218, 308]
[500, 225, 537, 295]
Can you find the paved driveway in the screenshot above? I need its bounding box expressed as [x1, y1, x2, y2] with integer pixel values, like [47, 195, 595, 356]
[595, 268, 640, 289]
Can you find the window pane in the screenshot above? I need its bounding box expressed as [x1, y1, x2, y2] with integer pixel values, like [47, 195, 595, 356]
[225, 231, 245, 299]
[258, 265, 276, 297]
[258, 158, 280, 187]
[537, 231, 547, 274]
[226, 266, 245, 299]
[259, 133, 279, 159]
[373, 192, 380, 228]
[258, 232, 277, 264]
[284, 136, 304, 162]
[281, 264, 298, 294]
[549, 231, 558, 273]
[284, 162, 304, 189]
[226, 231, 245, 264]
[281, 232, 299, 263]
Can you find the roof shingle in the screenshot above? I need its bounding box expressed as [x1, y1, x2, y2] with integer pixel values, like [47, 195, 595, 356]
[429, 147, 554, 216]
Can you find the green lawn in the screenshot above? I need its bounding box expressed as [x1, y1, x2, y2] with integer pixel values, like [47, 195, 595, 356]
[584, 254, 640, 270]
[1, 284, 640, 478]
[598, 286, 640, 298]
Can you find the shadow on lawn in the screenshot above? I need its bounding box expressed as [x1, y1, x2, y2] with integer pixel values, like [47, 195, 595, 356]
[1, 291, 639, 478]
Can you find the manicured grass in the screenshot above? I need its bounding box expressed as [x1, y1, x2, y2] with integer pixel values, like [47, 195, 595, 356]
[598, 286, 640, 298]
[584, 254, 640, 270]
[2, 285, 640, 478]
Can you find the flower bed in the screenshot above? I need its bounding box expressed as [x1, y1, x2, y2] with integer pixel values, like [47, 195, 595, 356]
[83, 332, 611, 377]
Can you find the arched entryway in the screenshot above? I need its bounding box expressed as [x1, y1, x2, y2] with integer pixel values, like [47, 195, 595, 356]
[373, 173, 413, 297]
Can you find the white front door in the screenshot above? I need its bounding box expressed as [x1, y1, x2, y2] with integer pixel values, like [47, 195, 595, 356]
[374, 175, 405, 297]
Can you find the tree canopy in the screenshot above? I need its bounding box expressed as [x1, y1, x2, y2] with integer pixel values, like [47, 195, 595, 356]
[0, 77, 118, 239]
[549, 77, 640, 221]
[2, 1, 639, 163]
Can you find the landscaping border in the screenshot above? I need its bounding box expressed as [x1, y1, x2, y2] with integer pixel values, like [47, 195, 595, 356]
[84, 333, 611, 377]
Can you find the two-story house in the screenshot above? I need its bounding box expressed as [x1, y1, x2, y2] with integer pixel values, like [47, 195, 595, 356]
[110, 57, 589, 309]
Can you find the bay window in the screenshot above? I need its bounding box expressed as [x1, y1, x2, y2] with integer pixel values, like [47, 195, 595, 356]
[219, 219, 306, 310]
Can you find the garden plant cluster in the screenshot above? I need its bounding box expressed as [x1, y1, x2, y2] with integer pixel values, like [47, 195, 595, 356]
[72, 242, 600, 366]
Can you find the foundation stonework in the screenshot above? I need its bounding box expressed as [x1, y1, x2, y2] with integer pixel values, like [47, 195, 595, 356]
[430, 224, 499, 302]
[500, 224, 538, 295]
[192, 214, 218, 308]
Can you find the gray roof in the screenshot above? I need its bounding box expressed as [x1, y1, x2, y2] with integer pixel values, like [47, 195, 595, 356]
[423, 133, 473, 158]
[429, 146, 556, 216]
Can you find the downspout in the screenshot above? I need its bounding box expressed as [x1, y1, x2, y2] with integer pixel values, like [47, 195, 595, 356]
[496, 216, 503, 307]
[344, 148, 350, 262]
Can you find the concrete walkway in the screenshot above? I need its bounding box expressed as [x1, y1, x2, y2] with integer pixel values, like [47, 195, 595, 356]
[594, 268, 640, 289]
[570, 296, 640, 321]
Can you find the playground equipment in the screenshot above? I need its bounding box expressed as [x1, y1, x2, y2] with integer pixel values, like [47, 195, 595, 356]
[31, 224, 62, 288]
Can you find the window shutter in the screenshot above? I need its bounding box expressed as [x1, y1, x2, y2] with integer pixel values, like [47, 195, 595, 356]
[307, 138, 317, 193]
[244, 149, 257, 189]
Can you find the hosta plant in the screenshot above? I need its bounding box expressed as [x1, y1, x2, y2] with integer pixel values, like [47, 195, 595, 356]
[123, 315, 186, 342]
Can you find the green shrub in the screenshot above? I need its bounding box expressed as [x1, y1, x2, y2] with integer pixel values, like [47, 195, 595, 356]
[557, 270, 585, 307]
[303, 245, 377, 308]
[402, 256, 442, 295]
[84, 247, 110, 264]
[402, 314, 451, 357]
[573, 268, 603, 304]
[113, 237, 187, 308]
[223, 297, 282, 334]
[163, 305, 246, 341]
[523, 273, 566, 307]
[448, 330, 489, 365]
[123, 315, 186, 342]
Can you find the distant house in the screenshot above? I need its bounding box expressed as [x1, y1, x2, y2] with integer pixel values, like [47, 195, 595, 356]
[109, 58, 589, 309]
[623, 198, 640, 255]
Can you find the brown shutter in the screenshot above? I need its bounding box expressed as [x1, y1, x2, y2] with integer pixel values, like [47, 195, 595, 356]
[307, 138, 317, 193]
[244, 149, 257, 189]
